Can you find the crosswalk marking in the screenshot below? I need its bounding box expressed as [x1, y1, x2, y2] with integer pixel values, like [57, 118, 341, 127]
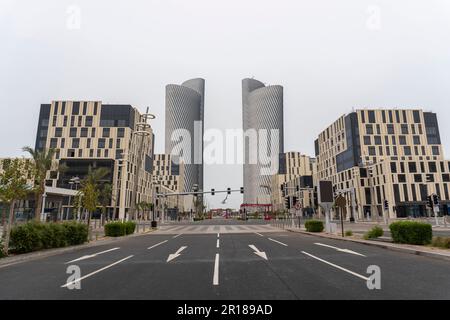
[153, 224, 284, 235]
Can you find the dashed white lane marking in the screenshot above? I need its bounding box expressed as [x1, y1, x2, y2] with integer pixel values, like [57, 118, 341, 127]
[217, 233, 220, 238]
[61, 255, 133, 288]
[216, 239, 220, 248]
[254, 232, 264, 237]
[213, 253, 220, 285]
[65, 247, 120, 264]
[147, 240, 168, 250]
[314, 243, 366, 257]
[268, 238, 288, 247]
[172, 234, 182, 239]
[301, 251, 369, 281]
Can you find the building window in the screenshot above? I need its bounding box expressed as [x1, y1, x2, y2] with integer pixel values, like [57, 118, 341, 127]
[89, 149, 94, 157]
[404, 146, 412, 156]
[52, 116, 57, 126]
[432, 146, 440, 156]
[78, 116, 82, 127]
[102, 128, 110, 137]
[408, 162, 417, 173]
[80, 128, 88, 137]
[61, 138, 65, 148]
[97, 149, 101, 157]
[63, 116, 67, 126]
[91, 127, 96, 137]
[364, 136, 371, 145]
[399, 136, 407, 145]
[50, 138, 57, 148]
[413, 110, 421, 123]
[87, 138, 91, 148]
[85, 116, 93, 127]
[72, 102, 80, 115]
[368, 111, 375, 123]
[117, 128, 125, 138]
[78, 149, 83, 157]
[70, 116, 75, 127]
[368, 146, 376, 156]
[82, 102, 87, 115]
[413, 136, 420, 145]
[429, 162, 437, 173]
[374, 136, 382, 145]
[98, 138, 106, 148]
[116, 139, 121, 148]
[68, 149, 75, 157]
[70, 128, 77, 137]
[72, 138, 80, 148]
[401, 124, 409, 134]
[61, 102, 66, 115]
[109, 139, 113, 148]
[414, 174, 422, 183]
[55, 128, 63, 137]
[442, 174, 450, 182]
[366, 124, 373, 135]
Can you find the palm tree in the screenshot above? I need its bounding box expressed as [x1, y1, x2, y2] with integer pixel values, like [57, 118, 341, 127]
[22, 147, 62, 221]
[77, 167, 110, 238]
[0, 159, 32, 254]
[98, 183, 113, 224]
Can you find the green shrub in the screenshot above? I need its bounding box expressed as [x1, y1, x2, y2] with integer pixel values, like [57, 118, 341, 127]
[389, 221, 432, 245]
[61, 222, 88, 245]
[363, 226, 384, 240]
[193, 217, 204, 222]
[305, 220, 324, 232]
[431, 236, 450, 249]
[124, 221, 136, 235]
[0, 238, 5, 258]
[10, 221, 88, 254]
[345, 230, 353, 237]
[104, 221, 136, 237]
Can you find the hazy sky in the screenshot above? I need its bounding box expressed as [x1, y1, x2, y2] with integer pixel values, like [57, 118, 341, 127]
[1, 0, 450, 209]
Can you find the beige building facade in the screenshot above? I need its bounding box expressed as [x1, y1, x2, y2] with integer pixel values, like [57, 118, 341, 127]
[315, 109, 450, 219]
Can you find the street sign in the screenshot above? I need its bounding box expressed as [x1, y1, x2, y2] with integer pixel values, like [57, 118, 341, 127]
[335, 195, 346, 208]
[318, 181, 334, 204]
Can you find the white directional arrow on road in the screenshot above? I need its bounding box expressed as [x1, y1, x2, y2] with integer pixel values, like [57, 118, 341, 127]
[249, 245, 268, 260]
[65, 247, 120, 264]
[167, 246, 187, 262]
[314, 243, 366, 257]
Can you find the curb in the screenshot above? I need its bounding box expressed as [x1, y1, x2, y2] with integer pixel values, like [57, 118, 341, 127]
[0, 229, 156, 269]
[285, 228, 450, 262]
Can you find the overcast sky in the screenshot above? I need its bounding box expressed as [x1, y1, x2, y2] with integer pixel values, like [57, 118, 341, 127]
[1, 0, 450, 209]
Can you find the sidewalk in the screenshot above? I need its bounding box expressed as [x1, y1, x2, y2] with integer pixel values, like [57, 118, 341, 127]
[285, 227, 450, 262]
[0, 227, 155, 268]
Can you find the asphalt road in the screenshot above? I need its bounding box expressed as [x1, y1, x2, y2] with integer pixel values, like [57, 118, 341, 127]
[0, 219, 449, 300]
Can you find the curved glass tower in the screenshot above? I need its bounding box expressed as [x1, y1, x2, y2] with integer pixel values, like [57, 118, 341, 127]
[242, 78, 284, 205]
[165, 78, 205, 193]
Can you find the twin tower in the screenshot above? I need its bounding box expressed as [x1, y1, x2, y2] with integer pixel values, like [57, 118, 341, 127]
[165, 78, 284, 205]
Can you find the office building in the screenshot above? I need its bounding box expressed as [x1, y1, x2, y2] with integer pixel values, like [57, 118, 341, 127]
[35, 101, 155, 220]
[315, 109, 450, 219]
[165, 78, 204, 194]
[242, 78, 284, 206]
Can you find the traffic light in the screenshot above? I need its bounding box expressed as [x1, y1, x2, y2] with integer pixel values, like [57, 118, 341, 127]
[211, 189, 215, 196]
[227, 187, 231, 195]
[281, 183, 286, 197]
[384, 200, 389, 211]
[284, 197, 291, 209]
[433, 194, 440, 206]
[240, 187, 244, 194]
[426, 195, 433, 208]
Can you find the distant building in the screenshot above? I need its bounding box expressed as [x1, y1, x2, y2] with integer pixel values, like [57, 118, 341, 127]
[270, 152, 316, 212]
[315, 109, 450, 219]
[242, 78, 284, 206]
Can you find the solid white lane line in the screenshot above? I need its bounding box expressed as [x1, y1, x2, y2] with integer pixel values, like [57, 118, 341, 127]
[172, 234, 182, 238]
[268, 238, 288, 247]
[216, 239, 220, 248]
[61, 255, 133, 288]
[147, 240, 168, 250]
[314, 243, 366, 257]
[301, 251, 369, 281]
[65, 247, 120, 264]
[213, 254, 219, 285]
[254, 232, 264, 237]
